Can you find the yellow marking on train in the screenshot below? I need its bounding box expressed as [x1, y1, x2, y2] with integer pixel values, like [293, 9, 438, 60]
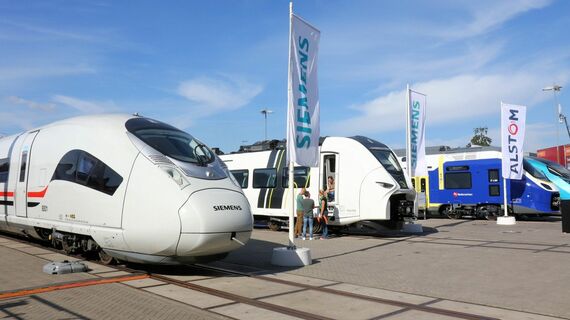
[268, 150, 285, 208]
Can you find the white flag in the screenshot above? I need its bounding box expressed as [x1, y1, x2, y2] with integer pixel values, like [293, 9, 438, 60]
[501, 103, 526, 180]
[287, 13, 320, 167]
[407, 89, 427, 176]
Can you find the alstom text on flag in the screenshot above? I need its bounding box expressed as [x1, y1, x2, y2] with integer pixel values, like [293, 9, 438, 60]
[506, 109, 521, 175]
[295, 36, 311, 148]
[500, 103, 526, 180]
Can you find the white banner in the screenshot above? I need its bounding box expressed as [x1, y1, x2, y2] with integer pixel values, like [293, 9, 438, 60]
[287, 13, 320, 167]
[408, 89, 427, 177]
[501, 103, 526, 180]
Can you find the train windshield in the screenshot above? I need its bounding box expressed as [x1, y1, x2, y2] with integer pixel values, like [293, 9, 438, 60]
[533, 158, 570, 182]
[369, 148, 408, 188]
[369, 148, 403, 174]
[126, 118, 215, 165]
[523, 159, 547, 180]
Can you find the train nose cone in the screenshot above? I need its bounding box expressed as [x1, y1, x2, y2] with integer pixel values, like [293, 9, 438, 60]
[176, 189, 253, 258]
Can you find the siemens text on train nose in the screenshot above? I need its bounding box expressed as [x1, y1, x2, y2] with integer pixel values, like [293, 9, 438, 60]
[213, 205, 243, 211]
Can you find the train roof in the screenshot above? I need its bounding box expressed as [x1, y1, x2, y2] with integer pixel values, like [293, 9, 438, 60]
[393, 145, 501, 157]
[0, 113, 179, 141]
[222, 135, 389, 155]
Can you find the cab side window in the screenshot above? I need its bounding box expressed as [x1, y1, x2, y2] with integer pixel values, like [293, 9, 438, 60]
[52, 150, 123, 196]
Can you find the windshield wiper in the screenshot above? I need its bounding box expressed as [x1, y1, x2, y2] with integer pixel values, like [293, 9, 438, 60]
[194, 144, 213, 167]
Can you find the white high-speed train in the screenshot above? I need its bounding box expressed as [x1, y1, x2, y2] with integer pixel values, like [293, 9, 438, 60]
[0, 114, 253, 264]
[219, 136, 416, 231]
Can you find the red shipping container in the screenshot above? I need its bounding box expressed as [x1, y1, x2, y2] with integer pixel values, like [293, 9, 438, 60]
[537, 145, 569, 168]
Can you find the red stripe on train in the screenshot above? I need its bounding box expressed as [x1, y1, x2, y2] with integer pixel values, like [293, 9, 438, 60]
[28, 186, 48, 198]
[0, 191, 14, 197]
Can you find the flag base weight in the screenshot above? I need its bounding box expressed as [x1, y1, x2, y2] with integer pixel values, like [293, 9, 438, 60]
[401, 222, 423, 233]
[497, 216, 516, 225]
[271, 247, 312, 267]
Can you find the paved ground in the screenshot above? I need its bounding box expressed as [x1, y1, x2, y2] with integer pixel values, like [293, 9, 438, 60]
[217, 217, 570, 318]
[1, 217, 568, 319]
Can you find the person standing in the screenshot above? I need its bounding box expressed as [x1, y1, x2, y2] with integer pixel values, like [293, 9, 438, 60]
[301, 191, 315, 240]
[294, 188, 306, 238]
[326, 176, 335, 202]
[318, 189, 329, 239]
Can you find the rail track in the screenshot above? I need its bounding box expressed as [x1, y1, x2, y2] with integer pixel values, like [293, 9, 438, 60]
[2, 231, 562, 320]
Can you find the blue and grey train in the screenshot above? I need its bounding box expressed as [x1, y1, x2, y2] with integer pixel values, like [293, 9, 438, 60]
[426, 158, 560, 219]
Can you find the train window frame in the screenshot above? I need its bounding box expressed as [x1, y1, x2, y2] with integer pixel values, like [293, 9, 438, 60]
[444, 172, 472, 189]
[52, 150, 123, 196]
[488, 169, 500, 183]
[19, 151, 28, 182]
[420, 178, 426, 192]
[282, 166, 310, 188]
[252, 168, 277, 189]
[125, 118, 215, 165]
[230, 169, 249, 189]
[489, 185, 500, 196]
[0, 158, 9, 183]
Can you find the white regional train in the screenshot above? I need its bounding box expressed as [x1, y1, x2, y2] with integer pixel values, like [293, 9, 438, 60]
[219, 136, 416, 231]
[0, 114, 253, 264]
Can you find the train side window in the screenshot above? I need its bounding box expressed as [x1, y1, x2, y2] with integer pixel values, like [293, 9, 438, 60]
[444, 172, 472, 189]
[77, 152, 97, 184]
[489, 185, 500, 196]
[52, 150, 123, 196]
[488, 169, 499, 183]
[0, 158, 9, 183]
[282, 167, 310, 188]
[230, 170, 249, 189]
[411, 179, 416, 189]
[19, 151, 28, 182]
[86, 161, 123, 196]
[420, 178, 426, 192]
[53, 150, 79, 182]
[253, 168, 277, 188]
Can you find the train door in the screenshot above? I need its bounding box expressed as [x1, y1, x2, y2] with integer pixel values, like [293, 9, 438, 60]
[321, 154, 338, 203]
[14, 131, 38, 217]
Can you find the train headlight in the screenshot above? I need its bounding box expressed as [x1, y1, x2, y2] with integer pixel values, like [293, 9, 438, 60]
[160, 166, 190, 188]
[376, 181, 394, 189]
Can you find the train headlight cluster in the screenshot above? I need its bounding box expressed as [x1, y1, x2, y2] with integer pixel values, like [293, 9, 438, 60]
[160, 166, 190, 188]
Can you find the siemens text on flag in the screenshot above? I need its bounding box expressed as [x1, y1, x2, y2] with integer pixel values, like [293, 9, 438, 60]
[408, 90, 427, 177]
[287, 14, 320, 167]
[501, 103, 526, 180]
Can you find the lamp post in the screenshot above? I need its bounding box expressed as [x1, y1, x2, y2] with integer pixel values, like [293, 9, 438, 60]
[543, 84, 563, 164]
[260, 108, 273, 141]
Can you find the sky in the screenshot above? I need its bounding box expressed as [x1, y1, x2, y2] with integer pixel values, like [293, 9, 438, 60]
[1, 0, 569, 153]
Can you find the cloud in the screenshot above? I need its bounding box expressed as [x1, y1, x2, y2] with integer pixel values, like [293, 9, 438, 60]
[337, 72, 565, 135]
[52, 95, 115, 113]
[177, 75, 263, 116]
[0, 65, 96, 83]
[6, 96, 55, 112]
[436, 0, 552, 40]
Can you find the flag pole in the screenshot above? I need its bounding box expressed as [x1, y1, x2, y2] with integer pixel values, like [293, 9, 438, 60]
[287, 1, 295, 248]
[503, 177, 509, 217]
[405, 84, 411, 178]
